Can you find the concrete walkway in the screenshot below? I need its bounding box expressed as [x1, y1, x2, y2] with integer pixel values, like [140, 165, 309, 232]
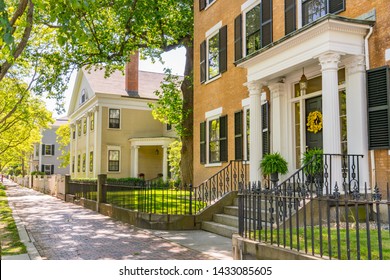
[1, 179, 233, 260]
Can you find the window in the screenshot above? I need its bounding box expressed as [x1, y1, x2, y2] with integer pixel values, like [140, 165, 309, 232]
[82, 153, 86, 172]
[80, 89, 88, 104]
[234, 108, 250, 160]
[42, 164, 54, 175]
[90, 113, 95, 131]
[199, 0, 216, 11]
[83, 118, 87, 135]
[90, 151, 94, 173]
[200, 114, 228, 165]
[166, 124, 172, 131]
[367, 66, 390, 149]
[302, 0, 345, 26]
[109, 109, 120, 129]
[200, 24, 227, 83]
[77, 154, 81, 172]
[34, 144, 39, 158]
[262, 102, 270, 156]
[234, 0, 273, 60]
[72, 129, 76, 139]
[108, 150, 120, 172]
[72, 156, 75, 173]
[42, 144, 55, 156]
[285, 0, 296, 35]
[77, 122, 81, 136]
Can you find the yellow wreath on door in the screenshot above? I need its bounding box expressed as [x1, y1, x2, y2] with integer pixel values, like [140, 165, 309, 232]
[306, 111, 323, 134]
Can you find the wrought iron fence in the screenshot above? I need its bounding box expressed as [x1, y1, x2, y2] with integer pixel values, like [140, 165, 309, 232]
[238, 181, 390, 260]
[68, 180, 97, 201]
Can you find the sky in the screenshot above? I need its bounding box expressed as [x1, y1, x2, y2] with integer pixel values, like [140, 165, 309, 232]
[47, 47, 186, 118]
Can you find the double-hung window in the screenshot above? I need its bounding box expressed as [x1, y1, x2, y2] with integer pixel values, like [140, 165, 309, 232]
[109, 108, 120, 129]
[108, 148, 120, 172]
[42, 144, 55, 156]
[200, 23, 227, 84]
[234, 0, 273, 61]
[199, 0, 216, 11]
[234, 107, 250, 161]
[302, 0, 345, 26]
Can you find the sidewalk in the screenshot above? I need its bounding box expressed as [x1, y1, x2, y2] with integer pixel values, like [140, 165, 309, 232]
[1, 179, 233, 260]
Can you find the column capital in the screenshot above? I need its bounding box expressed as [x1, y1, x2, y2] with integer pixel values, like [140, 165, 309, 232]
[245, 80, 264, 96]
[318, 52, 341, 71]
[268, 82, 285, 100]
[344, 55, 366, 75]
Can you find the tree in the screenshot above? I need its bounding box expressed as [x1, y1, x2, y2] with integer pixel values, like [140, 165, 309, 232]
[56, 123, 70, 168]
[1, 0, 194, 183]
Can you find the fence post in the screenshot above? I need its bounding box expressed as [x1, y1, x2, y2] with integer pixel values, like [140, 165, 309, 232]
[64, 175, 71, 200]
[189, 184, 193, 215]
[97, 174, 107, 212]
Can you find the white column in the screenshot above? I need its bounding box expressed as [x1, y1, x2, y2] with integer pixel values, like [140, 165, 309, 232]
[319, 52, 342, 189]
[95, 106, 102, 175]
[344, 55, 370, 189]
[162, 145, 168, 181]
[246, 80, 263, 182]
[74, 120, 79, 178]
[69, 124, 74, 176]
[85, 113, 90, 178]
[268, 82, 287, 155]
[132, 146, 139, 178]
[93, 107, 98, 177]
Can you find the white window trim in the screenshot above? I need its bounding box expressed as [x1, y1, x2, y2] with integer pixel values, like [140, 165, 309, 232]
[107, 145, 121, 173]
[242, 0, 261, 58]
[80, 89, 88, 105]
[43, 144, 53, 156]
[205, 28, 221, 83]
[204, 107, 223, 167]
[243, 105, 250, 162]
[108, 108, 121, 130]
[205, 0, 217, 11]
[43, 164, 53, 175]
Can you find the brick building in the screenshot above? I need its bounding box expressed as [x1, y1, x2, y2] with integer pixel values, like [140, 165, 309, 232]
[193, 0, 390, 191]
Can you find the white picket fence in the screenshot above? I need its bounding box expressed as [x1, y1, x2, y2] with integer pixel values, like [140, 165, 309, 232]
[13, 175, 66, 197]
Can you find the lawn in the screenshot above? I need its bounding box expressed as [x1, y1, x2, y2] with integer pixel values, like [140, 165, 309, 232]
[247, 225, 390, 260]
[75, 188, 208, 215]
[0, 183, 27, 256]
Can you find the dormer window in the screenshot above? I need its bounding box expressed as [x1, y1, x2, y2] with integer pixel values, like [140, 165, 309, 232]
[80, 89, 88, 104]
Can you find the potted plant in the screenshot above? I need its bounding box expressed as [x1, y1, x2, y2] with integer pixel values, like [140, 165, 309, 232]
[302, 148, 323, 183]
[260, 152, 288, 184]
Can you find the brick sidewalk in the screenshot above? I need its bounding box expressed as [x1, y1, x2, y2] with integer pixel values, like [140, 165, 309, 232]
[4, 184, 215, 260]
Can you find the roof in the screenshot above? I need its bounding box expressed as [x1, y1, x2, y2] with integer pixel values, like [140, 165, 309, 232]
[53, 116, 68, 127]
[82, 68, 168, 99]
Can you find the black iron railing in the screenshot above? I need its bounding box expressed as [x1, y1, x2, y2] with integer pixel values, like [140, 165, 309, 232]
[68, 180, 97, 201]
[238, 181, 390, 260]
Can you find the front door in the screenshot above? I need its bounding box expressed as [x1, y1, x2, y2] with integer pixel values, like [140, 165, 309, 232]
[305, 96, 323, 150]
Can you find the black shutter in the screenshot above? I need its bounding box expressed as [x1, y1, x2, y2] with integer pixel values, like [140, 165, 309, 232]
[234, 111, 243, 160]
[41, 165, 44, 172]
[42, 144, 45, 155]
[261, 0, 273, 47]
[285, 0, 296, 35]
[367, 66, 390, 149]
[329, 0, 345, 14]
[200, 40, 206, 84]
[200, 122, 206, 164]
[51, 144, 55, 155]
[234, 14, 243, 61]
[262, 102, 270, 156]
[199, 0, 206, 11]
[50, 165, 54, 175]
[219, 25, 228, 74]
[219, 115, 228, 162]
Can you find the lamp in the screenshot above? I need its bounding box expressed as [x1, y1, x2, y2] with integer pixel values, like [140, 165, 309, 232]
[299, 68, 308, 91]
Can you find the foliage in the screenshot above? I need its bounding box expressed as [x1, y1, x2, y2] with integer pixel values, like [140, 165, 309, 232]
[107, 177, 144, 186]
[167, 140, 182, 181]
[31, 171, 45, 176]
[70, 178, 97, 183]
[260, 152, 288, 175]
[56, 123, 70, 168]
[302, 148, 323, 176]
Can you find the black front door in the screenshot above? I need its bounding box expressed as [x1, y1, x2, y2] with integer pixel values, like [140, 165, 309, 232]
[305, 96, 323, 150]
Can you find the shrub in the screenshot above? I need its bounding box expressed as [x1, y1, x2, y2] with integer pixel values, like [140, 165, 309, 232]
[260, 152, 288, 175]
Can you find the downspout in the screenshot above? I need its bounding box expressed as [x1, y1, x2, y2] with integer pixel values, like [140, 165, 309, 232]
[365, 26, 375, 187]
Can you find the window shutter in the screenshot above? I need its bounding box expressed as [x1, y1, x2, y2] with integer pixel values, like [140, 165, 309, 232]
[51, 144, 55, 155]
[219, 115, 228, 162]
[234, 111, 243, 160]
[261, 0, 273, 47]
[367, 66, 390, 149]
[199, 0, 206, 11]
[329, 0, 345, 14]
[42, 144, 45, 155]
[200, 122, 206, 164]
[51, 165, 54, 175]
[262, 102, 270, 156]
[284, 0, 296, 35]
[219, 25, 228, 74]
[200, 40, 206, 84]
[234, 14, 243, 61]
[41, 165, 44, 172]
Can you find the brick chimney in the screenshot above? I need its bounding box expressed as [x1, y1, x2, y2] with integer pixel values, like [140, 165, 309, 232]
[125, 51, 139, 96]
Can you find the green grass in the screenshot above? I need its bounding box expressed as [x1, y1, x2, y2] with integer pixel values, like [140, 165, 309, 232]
[75, 189, 207, 214]
[248, 226, 390, 260]
[0, 183, 27, 256]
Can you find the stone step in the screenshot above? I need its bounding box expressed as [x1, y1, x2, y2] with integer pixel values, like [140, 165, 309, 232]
[201, 221, 238, 238]
[213, 213, 238, 228]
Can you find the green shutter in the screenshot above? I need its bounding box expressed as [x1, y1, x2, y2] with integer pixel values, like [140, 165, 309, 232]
[219, 25, 228, 74]
[200, 122, 206, 164]
[367, 66, 390, 149]
[234, 14, 243, 61]
[235, 111, 243, 160]
[261, 0, 273, 47]
[262, 102, 270, 156]
[329, 0, 345, 14]
[219, 115, 228, 162]
[285, 0, 296, 35]
[200, 41, 206, 84]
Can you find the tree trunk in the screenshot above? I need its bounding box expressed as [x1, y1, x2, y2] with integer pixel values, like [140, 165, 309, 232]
[180, 42, 194, 185]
